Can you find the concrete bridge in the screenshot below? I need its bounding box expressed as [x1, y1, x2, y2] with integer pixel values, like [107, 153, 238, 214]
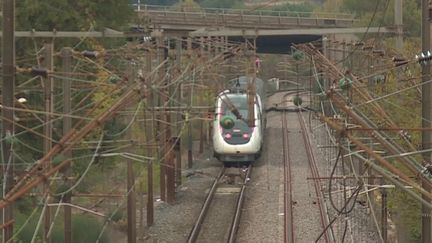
[136, 5, 355, 31]
[134, 5, 393, 53]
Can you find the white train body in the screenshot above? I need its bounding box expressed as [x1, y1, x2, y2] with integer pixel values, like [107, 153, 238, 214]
[212, 77, 265, 163]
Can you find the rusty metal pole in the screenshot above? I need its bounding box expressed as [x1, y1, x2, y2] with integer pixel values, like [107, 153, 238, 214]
[422, 1, 432, 242]
[199, 100, 204, 154]
[247, 38, 256, 128]
[43, 43, 54, 243]
[127, 152, 137, 243]
[61, 47, 73, 243]
[165, 136, 175, 204]
[175, 38, 182, 186]
[126, 62, 137, 243]
[155, 31, 166, 202]
[127, 159, 136, 243]
[144, 44, 154, 227]
[198, 37, 205, 154]
[165, 39, 175, 204]
[321, 36, 330, 115]
[368, 139, 374, 201]
[1, 0, 15, 242]
[187, 37, 193, 168]
[187, 111, 193, 168]
[381, 180, 388, 243]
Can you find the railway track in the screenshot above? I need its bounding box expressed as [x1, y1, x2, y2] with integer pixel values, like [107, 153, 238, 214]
[187, 165, 252, 243]
[282, 110, 295, 243]
[297, 110, 331, 243]
[280, 92, 331, 243]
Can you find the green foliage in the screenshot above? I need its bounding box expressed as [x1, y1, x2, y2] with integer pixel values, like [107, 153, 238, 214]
[71, 155, 98, 193]
[269, 2, 314, 15]
[71, 152, 117, 193]
[16, 210, 111, 243]
[317, 0, 344, 12]
[362, 38, 422, 241]
[199, 0, 244, 9]
[108, 209, 125, 222]
[15, 197, 35, 215]
[53, 183, 72, 201]
[403, 1, 421, 36]
[15, 210, 62, 242]
[16, 0, 133, 31]
[12, 0, 135, 183]
[388, 188, 421, 242]
[104, 118, 128, 138]
[72, 215, 110, 242]
[342, 0, 386, 15]
[257, 54, 281, 80]
[343, 0, 421, 37]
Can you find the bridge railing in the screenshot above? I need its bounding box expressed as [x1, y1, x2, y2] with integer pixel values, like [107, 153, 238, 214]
[132, 4, 355, 20]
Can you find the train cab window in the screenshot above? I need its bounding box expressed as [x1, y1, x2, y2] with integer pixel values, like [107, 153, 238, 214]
[221, 95, 249, 118]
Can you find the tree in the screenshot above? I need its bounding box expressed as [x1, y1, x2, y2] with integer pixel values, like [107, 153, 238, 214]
[342, 0, 421, 37]
[16, 0, 133, 31]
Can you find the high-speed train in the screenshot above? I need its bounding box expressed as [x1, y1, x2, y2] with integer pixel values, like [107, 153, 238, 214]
[213, 76, 265, 164]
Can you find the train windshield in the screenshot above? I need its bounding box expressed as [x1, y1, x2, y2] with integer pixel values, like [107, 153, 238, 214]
[221, 95, 249, 119]
[220, 94, 252, 144]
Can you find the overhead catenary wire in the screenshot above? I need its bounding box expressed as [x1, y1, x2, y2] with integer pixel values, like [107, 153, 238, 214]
[296, 26, 432, 241]
[313, 92, 386, 242]
[0, 34, 243, 211]
[0, 22, 256, 241]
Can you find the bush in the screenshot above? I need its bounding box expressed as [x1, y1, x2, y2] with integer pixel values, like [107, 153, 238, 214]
[15, 211, 110, 243]
[72, 215, 110, 243]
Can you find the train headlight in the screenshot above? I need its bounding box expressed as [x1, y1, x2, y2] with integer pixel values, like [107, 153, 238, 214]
[242, 133, 250, 139]
[220, 116, 235, 129]
[223, 133, 232, 140]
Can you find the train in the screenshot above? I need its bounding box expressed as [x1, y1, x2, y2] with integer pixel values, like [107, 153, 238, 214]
[212, 76, 266, 164]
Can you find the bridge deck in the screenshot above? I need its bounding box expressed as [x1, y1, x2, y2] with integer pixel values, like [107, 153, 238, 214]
[136, 5, 355, 31]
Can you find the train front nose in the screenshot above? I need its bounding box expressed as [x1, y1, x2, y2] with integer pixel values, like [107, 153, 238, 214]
[222, 125, 252, 145]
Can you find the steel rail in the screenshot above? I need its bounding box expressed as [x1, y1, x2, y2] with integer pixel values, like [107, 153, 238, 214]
[227, 165, 252, 243]
[297, 110, 330, 243]
[282, 110, 295, 243]
[187, 167, 226, 243]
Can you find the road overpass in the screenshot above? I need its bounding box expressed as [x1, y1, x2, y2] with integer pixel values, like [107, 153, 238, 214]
[135, 5, 394, 53]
